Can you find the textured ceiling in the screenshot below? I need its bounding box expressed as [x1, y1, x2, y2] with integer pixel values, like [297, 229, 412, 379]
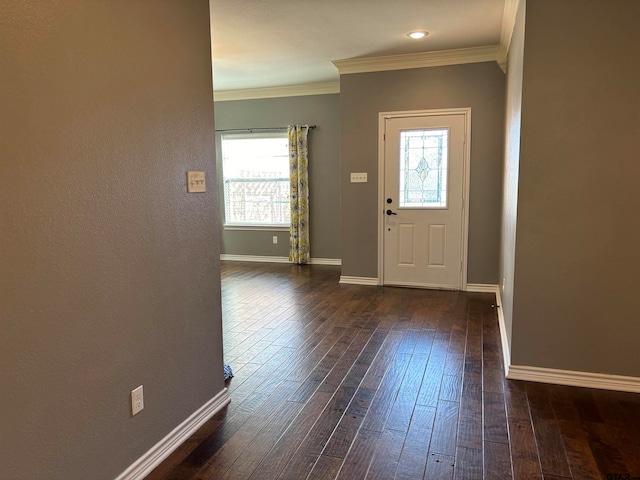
[210, 0, 506, 92]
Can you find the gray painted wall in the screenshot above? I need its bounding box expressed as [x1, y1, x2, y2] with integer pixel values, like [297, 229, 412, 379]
[0, 1, 225, 478]
[500, 0, 526, 351]
[340, 63, 506, 283]
[510, 0, 640, 376]
[214, 95, 341, 260]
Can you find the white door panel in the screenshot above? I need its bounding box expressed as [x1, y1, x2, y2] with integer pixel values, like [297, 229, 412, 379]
[382, 112, 467, 289]
[428, 224, 446, 267]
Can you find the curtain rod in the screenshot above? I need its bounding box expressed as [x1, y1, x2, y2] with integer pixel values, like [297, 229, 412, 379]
[215, 125, 316, 133]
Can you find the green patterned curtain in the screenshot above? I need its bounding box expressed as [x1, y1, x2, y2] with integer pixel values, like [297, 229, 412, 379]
[288, 125, 310, 264]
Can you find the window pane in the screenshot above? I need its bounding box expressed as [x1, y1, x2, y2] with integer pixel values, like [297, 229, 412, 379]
[398, 128, 448, 208]
[221, 133, 290, 225]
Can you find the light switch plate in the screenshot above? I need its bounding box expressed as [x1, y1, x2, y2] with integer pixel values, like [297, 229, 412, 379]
[187, 171, 206, 193]
[350, 172, 368, 183]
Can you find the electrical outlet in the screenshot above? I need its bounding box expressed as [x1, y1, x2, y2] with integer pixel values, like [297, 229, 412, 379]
[131, 385, 144, 416]
[350, 172, 368, 183]
[272, 236, 278, 244]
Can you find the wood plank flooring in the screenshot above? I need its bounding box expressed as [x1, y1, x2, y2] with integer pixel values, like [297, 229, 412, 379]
[147, 262, 640, 480]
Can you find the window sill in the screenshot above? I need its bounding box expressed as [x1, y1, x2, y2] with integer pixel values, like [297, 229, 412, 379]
[224, 224, 290, 232]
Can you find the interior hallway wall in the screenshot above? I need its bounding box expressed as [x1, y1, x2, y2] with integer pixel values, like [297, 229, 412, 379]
[214, 94, 341, 260]
[510, 0, 640, 376]
[340, 62, 506, 283]
[0, 1, 225, 478]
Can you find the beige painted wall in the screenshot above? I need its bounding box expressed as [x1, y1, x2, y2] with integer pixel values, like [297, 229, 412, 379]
[510, 0, 640, 376]
[340, 63, 506, 283]
[214, 95, 341, 260]
[500, 0, 526, 350]
[0, 1, 225, 478]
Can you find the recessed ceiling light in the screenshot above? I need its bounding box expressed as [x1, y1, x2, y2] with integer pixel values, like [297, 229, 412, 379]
[407, 31, 429, 40]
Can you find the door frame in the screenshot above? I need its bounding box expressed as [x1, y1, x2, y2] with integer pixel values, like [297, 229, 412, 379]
[377, 108, 472, 289]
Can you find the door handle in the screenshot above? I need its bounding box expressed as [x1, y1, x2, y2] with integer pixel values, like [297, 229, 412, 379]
[386, 209, 397, 216]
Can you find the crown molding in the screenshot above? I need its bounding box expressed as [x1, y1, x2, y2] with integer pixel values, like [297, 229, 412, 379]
[214, 81, 340, 102]
[332, 45, 502, 75]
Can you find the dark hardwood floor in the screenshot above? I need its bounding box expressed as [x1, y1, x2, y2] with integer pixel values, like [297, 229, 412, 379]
[147, 262, 640, 480]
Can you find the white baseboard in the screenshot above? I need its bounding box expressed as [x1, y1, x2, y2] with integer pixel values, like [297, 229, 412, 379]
[478, 284, 640, 394]
[220, 254, 341, 266]
[507, 365, 640, 393]
[465, 283, 499, 293]
[339, 276, 380, 286]
[494, 286, 511, 373]
[310, 258, 342, 266]
[115, 388, 230, 480]
[220, 254, 289, 263]
[465, 284, 511, 371]
[385, 280, 460, 290]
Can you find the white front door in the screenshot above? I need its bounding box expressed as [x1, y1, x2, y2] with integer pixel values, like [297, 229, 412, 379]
[381, 111, 469, 289]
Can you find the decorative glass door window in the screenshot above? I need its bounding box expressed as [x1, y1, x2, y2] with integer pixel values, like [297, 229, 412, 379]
[399, 128, 449, 208]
